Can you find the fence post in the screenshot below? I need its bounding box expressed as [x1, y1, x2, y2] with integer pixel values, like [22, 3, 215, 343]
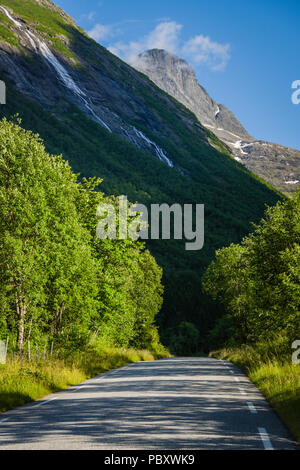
[28, 340, 31, 361]
[0, 340, 5, 364]
[5, 336, 8, 360]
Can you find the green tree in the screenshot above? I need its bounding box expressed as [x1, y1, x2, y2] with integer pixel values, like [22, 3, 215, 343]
[75, 179, 164, 348]
[130, 248, 163, 349]
[243, 189, 300, 339]
[0, 118, 98, 351]
[203, 189, 300, 346]
[168, 321, 199, 355]
[202, 244, 251, 342]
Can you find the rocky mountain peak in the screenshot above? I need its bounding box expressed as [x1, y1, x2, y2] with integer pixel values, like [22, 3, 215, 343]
[135, 49, 300, 195]
[136, 48, 252, 144]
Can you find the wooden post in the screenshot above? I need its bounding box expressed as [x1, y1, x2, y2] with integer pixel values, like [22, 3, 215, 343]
[5, 336, 8, 360]
[28, 340, 31, 361]
[50, 341, 54, 357]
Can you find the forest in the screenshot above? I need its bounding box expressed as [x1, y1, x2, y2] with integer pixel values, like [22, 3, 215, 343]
[202, 189, 300, 441]
[0, 82, 282, 354]
[203, 188, 300, 350]
[0, 117, 165, 355]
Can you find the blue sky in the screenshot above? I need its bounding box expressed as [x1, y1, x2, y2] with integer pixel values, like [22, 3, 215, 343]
[56, 0, 300, 149]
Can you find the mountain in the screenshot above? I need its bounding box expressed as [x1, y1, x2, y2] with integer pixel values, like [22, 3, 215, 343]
[0, 0, 283, 349]
[135, 49, 252, 144]
[136, 49, 300, 196]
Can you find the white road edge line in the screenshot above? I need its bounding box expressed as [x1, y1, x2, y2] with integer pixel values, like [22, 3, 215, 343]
[73, 385, 85, 392]
[258, 427, 274, 450]
[234, 377, 240, 382]
[247, 401, 258, 414]
[34, 397, 56, 408]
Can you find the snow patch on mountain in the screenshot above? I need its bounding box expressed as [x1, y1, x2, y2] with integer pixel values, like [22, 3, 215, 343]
[0, 7, 181, 170]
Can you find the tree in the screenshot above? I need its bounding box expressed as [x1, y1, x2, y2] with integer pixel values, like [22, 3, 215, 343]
[168, 321, 199, 355]
[75, 178, 164, 348]
[0, 118, 98, 351]
[202, 244, 251, 342]
[203, 189, 300, 346]
[0, 118, 165, 353]
[130, 248, 163, 349]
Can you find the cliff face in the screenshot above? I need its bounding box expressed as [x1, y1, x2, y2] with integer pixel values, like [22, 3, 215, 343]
[0, 2, 297, 195]
[135, 49, 252, 142]
[136, 49, 300, 195]
[0, 3, 213, 172]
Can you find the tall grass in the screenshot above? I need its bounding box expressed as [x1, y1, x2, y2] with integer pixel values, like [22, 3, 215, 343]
[0, 342, 171, 414]
[211, 342, 300, 444]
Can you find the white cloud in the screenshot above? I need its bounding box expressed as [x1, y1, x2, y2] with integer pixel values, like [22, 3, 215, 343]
[146, 21, 182, 52]
[108, 40, 144, 65]
[182, 35, 230, 71]
[108, 21, 182, 65]
[87, 11, 95, 21]
[79, 11, 96, 22]
[88, 23, 115, 42]
[93, 20, 230, 72]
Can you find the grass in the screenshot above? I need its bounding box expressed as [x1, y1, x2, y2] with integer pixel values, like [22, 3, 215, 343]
[0, 0, 79, 62]
[0, 342, 171, 414]
[0, 22, 20, 49]
[211, 344, 300, 444]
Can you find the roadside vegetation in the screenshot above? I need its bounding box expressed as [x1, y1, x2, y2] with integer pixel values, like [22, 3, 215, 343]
[0, 118, 165, 354]
[0, 117, 171, 414]
[211, 342, 300, 444]
[0, 340, 170, 413]
[203, 189, 300, 443]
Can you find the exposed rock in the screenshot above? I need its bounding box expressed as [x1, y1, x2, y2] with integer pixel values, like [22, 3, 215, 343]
[136, 49, 300, 195]
[135, 49, 252, 143]
[0, 7, 205, 172]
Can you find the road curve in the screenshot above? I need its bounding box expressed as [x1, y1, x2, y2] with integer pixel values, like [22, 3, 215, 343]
[0, 357, 298, 449]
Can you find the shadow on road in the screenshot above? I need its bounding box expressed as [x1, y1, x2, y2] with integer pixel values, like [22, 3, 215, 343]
[0, 358, 297, 449]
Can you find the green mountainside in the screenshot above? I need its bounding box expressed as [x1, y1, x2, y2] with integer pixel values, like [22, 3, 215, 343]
[0, 0, 283, 351]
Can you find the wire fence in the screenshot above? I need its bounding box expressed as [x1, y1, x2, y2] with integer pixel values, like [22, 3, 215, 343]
[0, 337, 56, 364]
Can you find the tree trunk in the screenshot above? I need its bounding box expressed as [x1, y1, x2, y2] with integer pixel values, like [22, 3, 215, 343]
[51, 305, 66, 334]
[27, 316, 33, 341]
[16, 296, 26, 355]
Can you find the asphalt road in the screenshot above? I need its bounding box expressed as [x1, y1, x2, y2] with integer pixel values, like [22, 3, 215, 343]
[0, 357, 298, 449]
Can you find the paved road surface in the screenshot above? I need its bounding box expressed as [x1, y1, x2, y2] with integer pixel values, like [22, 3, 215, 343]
[0, 357, 298, 449]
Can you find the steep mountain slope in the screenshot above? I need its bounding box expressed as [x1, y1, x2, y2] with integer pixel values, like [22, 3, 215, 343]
[136, 49, 252, 144]
[0, 0, 283, 348]
[136, 49, 300, 195]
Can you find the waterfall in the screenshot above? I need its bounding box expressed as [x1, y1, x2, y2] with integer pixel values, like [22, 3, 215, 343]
[0, 6, 111, 132]
[133, 127, 174, 168]
[0, 6, 180, 169]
